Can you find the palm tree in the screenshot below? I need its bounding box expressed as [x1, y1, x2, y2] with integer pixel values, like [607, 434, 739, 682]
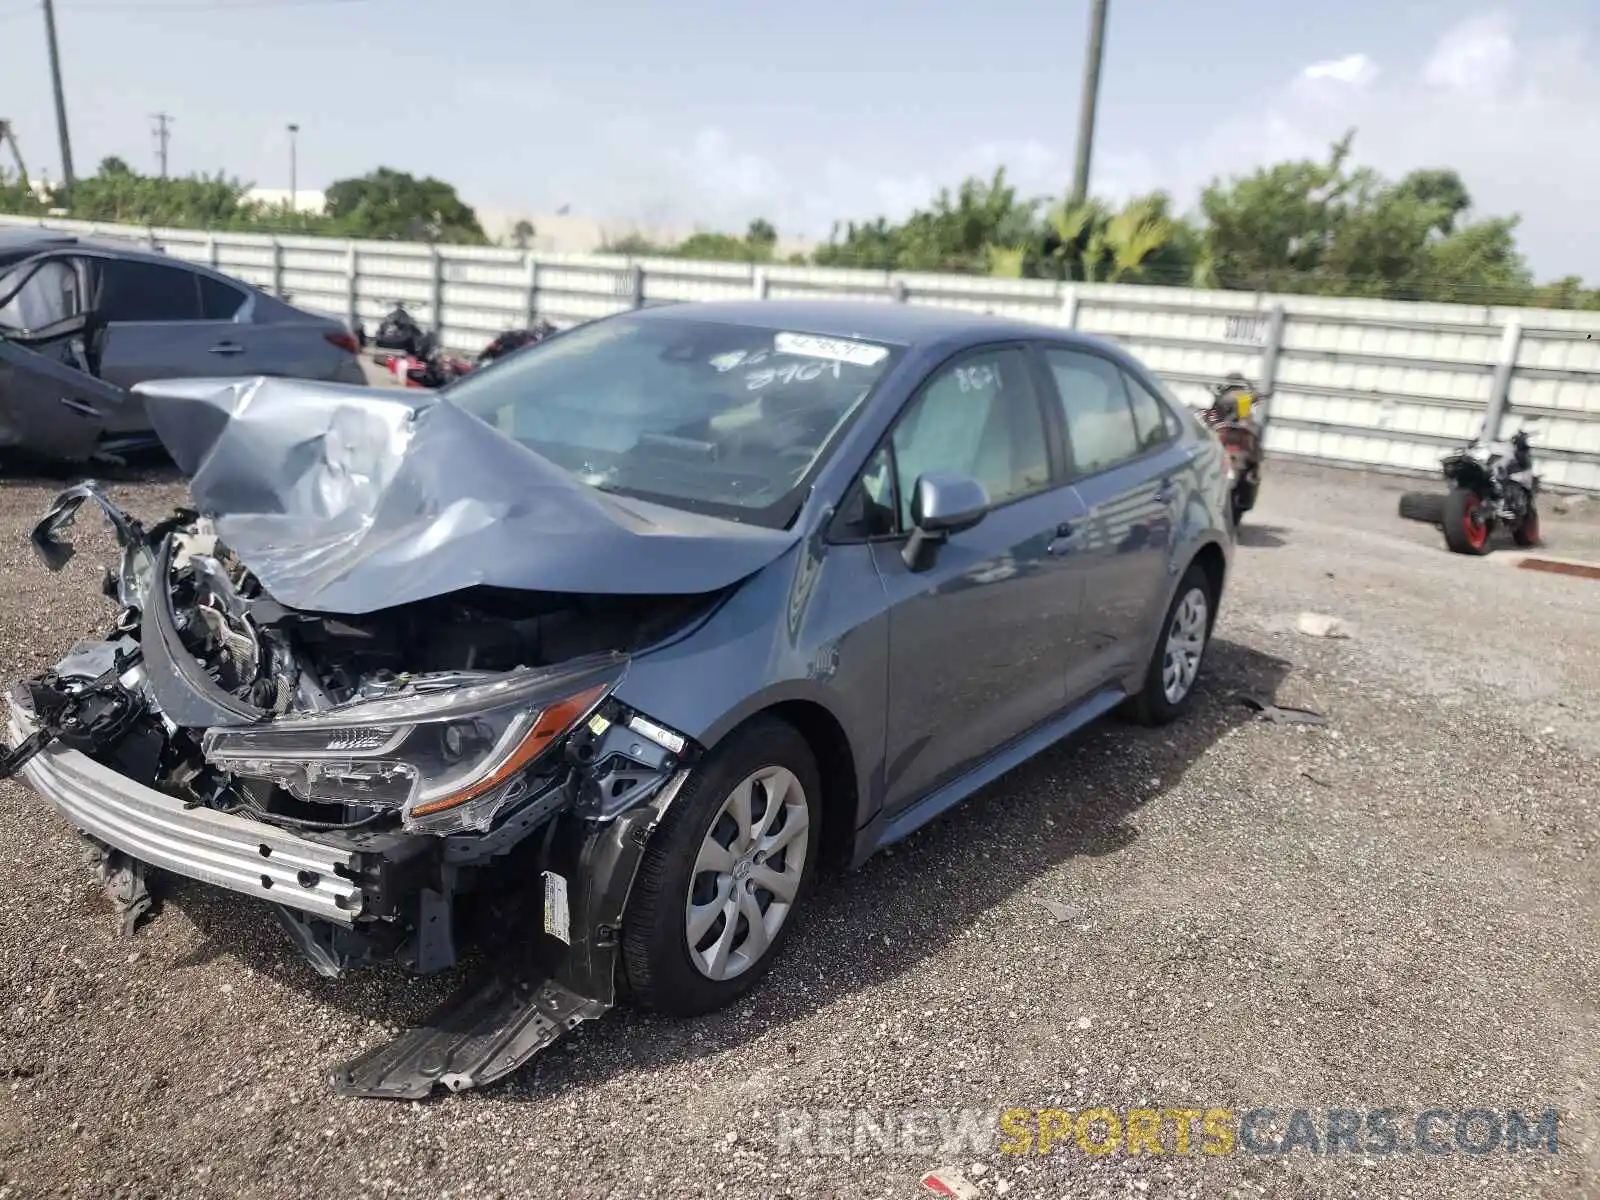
[1047, 198, 1110, 281]
[986, 244, 1029, 278]
[1103, 194, 1176, 281]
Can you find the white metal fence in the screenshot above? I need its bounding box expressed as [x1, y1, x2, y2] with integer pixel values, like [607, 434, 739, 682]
[5, 213, 1599, 494]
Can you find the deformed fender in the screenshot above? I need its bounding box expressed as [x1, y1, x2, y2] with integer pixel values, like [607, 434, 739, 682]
[329, 770, 691, 1100]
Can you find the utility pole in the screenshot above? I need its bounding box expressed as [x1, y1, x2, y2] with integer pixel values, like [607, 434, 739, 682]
[1069, 0, 1110, 206]
[151, 112, 173, 178]
[287, 123, 299, 208]
[41, 0, 75, 193]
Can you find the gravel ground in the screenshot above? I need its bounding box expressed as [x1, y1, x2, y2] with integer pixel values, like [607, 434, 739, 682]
[0, 461, 1596, 1200]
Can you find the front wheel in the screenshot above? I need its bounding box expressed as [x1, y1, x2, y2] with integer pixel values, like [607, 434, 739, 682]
[1443, 487, 1493, 555]
[622, 717, 820, 1017]
[1122, 562, 1215, 727]
[1512, 503, 1541, 548]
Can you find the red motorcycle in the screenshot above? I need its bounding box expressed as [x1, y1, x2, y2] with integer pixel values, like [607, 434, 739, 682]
[374, 319, 558, 389]
[1201, 374, 1267, 527]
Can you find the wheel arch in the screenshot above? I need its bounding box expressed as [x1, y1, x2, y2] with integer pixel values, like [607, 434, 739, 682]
[693, 691, 864, 871]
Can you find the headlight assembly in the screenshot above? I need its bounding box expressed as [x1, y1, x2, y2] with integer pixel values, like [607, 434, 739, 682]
[201, 655, 624, 834]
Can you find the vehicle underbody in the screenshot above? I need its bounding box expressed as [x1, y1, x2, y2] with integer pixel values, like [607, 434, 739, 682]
[2, 482, 715, 1099]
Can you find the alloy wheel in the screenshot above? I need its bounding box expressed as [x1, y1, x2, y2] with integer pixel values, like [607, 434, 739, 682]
[685, 765, 810, 981]
[1162, 586, 1209, 705]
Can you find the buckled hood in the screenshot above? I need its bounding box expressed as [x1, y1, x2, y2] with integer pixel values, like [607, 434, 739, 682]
[133, 376, 799, 615]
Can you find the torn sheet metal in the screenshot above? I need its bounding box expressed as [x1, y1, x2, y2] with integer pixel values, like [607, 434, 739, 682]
[131, 376, 800, 615]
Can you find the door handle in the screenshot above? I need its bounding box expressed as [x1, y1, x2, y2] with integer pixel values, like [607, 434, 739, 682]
[208, 342, 244, 355]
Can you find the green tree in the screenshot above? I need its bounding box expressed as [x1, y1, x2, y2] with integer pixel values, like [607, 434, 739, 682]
[322, 167, 487, 243]
[817, 168, 1039, 274]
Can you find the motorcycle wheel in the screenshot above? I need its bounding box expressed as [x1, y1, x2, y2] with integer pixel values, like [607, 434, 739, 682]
[1512, 503, 1541, 548]
[1397, 492, 1446, 525]
[1443, 487, 1493, 555]
[1230, 480, 1256, 527]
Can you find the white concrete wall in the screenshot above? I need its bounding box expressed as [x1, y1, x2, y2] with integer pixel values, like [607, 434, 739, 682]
[6, 214, 1597, 493]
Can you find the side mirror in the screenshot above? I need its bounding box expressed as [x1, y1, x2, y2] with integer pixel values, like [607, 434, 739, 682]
[902, 472, 989, 571]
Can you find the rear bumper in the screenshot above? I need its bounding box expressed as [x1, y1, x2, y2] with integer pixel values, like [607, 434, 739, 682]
[6, 709, 363, 922]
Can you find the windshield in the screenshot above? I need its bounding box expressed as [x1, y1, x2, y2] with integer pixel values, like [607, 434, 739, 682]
[444, 314, 902, 525]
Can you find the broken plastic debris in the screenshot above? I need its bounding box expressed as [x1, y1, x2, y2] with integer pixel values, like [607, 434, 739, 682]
[920, 1168, 982, 1199]
[1033, 897, 1081, 923]
[1235, 693, 1329, 726]
[1296, 612, 1350, 639]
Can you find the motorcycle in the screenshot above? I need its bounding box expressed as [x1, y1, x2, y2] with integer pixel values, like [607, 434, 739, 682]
[1397, 425, 1541, 555]
[475, 319, 557, 368]
[1201, 374, 1267, 527]
[375, 315, 559, 389]
[372, 301, 430, 358]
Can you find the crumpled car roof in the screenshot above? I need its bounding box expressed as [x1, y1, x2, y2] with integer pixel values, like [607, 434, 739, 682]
[134, 376, 799, 615]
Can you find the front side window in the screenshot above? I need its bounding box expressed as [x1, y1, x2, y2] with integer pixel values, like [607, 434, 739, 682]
[445, 315, 901, 525]
[1043, 347, 1142, 476]
[888, 346, 1051, 528]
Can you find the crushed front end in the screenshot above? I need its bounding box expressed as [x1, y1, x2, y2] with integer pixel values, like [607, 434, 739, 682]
[2, 483, 707, 1099]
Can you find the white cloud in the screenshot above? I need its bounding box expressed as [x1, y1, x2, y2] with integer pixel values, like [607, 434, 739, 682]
[1422, 13, 1515, 96]
[490, 9, 1599, 280]
[1300, 53, 1379, 89]
[1185, 10, 1600, 279]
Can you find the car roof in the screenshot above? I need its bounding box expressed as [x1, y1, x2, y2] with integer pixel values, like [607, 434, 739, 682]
[627, 298, 1085, 347]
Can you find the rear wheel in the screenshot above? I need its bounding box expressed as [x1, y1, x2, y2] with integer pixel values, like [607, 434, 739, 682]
[1123, 562, 1215, 726]
[1512, 503, 1542, 548]
[1443, 487, 1493, 555]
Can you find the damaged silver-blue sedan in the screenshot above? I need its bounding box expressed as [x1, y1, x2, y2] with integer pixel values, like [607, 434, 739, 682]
[1, 300, 1233, 1099]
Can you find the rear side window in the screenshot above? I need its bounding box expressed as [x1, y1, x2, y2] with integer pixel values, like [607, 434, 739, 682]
[1042, 348, 1142, 476]
[96, 260, 201, 322]
[198, 274, 246, 319]
[1121, 370, 1180, 450]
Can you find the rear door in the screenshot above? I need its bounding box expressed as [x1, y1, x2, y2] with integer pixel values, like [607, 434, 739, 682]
[91, 258, 264, 420]
[1037, 344, 1188, 693]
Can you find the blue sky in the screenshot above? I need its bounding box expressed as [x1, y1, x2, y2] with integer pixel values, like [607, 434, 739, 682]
[3, 0, 1598, 279]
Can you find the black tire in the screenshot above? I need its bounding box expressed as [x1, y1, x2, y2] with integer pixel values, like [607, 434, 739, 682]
[1442, 487, 1493, 555]
[1122, 561, 1216, 727]
[1229, 482, 1249, 528]
[1512, 503, 1541, 548]
[1398, 492, 1446, 525]
[622, 716, 822, 1017]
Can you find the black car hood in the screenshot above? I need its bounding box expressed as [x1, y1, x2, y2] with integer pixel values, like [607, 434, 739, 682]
[132, 376, 799, 615]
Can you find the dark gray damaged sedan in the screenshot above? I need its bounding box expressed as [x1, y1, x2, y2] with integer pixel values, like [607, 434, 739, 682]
[1, 300, 1233, 1097]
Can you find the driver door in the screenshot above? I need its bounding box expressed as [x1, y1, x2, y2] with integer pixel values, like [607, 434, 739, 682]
[0, 254, 131, 461]
[869, 344, 1091, 816]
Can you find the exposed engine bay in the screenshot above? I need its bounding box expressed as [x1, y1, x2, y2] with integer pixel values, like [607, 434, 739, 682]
[2, 482, 713, 1099]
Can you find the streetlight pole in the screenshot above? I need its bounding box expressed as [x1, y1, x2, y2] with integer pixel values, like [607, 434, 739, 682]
[1069, 0, 1110, 205]
[287, 123, 299, 210]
